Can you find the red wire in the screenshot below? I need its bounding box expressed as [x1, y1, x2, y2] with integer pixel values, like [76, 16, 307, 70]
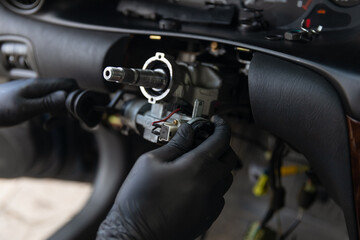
[152, 108, 181, 125]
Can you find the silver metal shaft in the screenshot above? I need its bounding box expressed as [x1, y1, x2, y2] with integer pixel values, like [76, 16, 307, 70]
[103, 67, 168, 89]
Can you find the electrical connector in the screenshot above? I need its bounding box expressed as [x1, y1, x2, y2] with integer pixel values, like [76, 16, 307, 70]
[158, 120, 181, 142]
[298, 179, 317, 210]
[253, 173, 269, 197]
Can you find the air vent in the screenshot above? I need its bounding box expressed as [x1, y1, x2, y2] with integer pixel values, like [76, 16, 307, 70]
[3, 0, 44, 14]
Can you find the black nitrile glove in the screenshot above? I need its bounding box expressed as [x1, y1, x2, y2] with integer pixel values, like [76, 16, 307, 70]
[97, 116, 236, 240]
[0, 78, 76, 126]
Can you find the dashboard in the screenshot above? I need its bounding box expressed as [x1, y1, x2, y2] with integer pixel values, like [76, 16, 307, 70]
[1, 0, 360, 118]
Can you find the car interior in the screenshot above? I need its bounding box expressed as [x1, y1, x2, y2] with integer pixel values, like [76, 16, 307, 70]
[0, 0, 359, 239]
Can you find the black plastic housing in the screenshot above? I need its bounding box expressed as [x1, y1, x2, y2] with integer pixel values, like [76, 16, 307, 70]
[249, 53, 356, 239]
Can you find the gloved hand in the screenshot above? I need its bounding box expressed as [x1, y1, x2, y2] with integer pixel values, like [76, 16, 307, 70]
[0, 78, 76, 126]
[97, 116, 236, 240]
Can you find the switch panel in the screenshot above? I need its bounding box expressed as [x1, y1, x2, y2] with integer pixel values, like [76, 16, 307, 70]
[0, 36, 38, 80]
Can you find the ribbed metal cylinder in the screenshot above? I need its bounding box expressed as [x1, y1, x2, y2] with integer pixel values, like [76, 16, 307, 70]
[103, 67, 167, 89]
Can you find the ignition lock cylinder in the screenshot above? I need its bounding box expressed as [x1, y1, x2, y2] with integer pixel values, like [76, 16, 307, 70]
[102, 51, 229, 143]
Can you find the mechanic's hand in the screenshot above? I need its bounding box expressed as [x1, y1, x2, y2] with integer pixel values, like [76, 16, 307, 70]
[97, 116, 236, 240]
[0, 78, 76, 126]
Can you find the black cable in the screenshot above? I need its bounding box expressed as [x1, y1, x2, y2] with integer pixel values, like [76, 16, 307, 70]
[278, 209, 304, 240]
[276, 144, 284, 187]
[108, 90, 125, 108]
[151, 124, 161, 136]
[260, 209, 275, 229]
[92, 91, 125, 114]
[279, 178, 317, 240]
[260, 140, 286, 229]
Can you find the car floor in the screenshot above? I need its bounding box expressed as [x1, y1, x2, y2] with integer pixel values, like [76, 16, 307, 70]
[206, 165, 349, 240]
[203, 119, 349, 240]
[0, 178, 92, 240]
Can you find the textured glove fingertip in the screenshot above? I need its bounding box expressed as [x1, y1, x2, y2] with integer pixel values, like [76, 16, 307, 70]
[177, 123, 194, 138]
[63, 79, 79, 91]
[210, 115, 226, 125]
[167, 123, 195, 151]
[169, 124, 194, 145]
[43, 90, 67, 112]
[210, 115, 231, 140]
